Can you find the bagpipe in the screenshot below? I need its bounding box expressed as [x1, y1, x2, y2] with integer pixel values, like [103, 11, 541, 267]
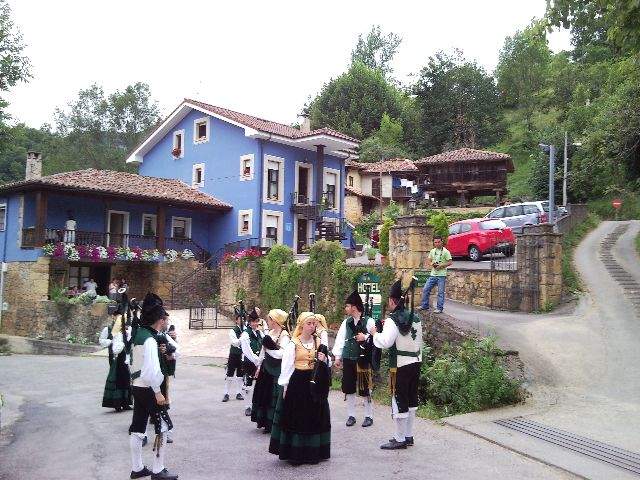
[396, 276, 419, 335]
[234, 300, 247, 333]
[309, 292, 330, 402]
[286, 295, 300, 334]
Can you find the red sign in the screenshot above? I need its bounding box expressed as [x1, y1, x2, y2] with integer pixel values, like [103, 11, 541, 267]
[612, 198, 622, 209]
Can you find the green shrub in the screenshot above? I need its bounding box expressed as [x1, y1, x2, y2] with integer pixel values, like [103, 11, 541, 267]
[588, 190, 640, 220]
[93, 295, 113, 304]
[354, 211, 381, 244]
[50, 284, 68, 304]
[383, 200, 403, 222]
[378, 219, 394, 256]
[418, 337, 521, 416]
[259, 244, 301, 312]
[426, 212, 450, 242]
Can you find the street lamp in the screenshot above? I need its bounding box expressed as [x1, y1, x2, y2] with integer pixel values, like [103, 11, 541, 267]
[539, 143, 556, 225]
[562, 131, 582, 207]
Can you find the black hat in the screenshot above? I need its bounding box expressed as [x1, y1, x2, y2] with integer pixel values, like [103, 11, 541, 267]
[389, 280, 403, 300]
[248, 307, 260, 321]
[345, 290, 364, 312]
[140, 292, 168, 326]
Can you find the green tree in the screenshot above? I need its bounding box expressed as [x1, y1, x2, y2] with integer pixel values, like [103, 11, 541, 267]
[0, 0, 31, 117]
[412, 50, 502, 155]
[306, 62, 408, 139]
[359, 113, 410, 162]
[350, 25, 402, 78]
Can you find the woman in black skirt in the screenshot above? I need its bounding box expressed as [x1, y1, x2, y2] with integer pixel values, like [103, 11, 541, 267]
[269, 312, 331, 465]
[251, 308, 290, 433]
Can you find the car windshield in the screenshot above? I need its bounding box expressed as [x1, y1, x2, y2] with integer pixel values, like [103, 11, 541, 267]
[480, 220, 507, 230]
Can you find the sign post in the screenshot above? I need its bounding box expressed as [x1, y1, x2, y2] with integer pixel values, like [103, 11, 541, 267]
[612, 198, 622, 220]
[356, 272, 382, 321]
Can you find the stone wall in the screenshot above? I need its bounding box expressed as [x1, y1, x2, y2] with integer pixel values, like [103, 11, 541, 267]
[345, 195, 363, 225]
[219, 260, 261, 316]
[389, 215, 434, 281]
[2, 300, 108, 342]
[437, 268, 521, 311]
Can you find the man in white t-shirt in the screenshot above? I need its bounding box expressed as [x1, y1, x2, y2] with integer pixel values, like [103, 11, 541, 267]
[84, 278, 98, 297]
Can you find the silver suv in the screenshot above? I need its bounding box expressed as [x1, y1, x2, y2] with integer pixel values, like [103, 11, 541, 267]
[485, 201, 550, 233]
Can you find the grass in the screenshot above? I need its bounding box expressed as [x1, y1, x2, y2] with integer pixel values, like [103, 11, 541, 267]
[506, 153, 534, 200]
[636, 232, 640, 258]
[561, 212, 601, 293]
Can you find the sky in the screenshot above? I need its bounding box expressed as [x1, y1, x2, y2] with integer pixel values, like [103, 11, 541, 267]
[5, 0, 570, 129]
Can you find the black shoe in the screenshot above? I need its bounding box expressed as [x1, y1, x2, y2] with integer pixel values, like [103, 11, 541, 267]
[166, 437, 173, 444]
[405, 436, 414, 446]
[362, 417, 373, 427]
[141, 436, 148, 448]
[346, 416, 356, 427]
[222, 394, 229, 402]
[150, 470, 178, 480]
[115, 406, 122, 412]
[245, 407, 252, 416]
[130, 466, 152, 478]
[123, 404, 132, 411]
[380, 439, 407, 450]
[236, 393, 244, 401]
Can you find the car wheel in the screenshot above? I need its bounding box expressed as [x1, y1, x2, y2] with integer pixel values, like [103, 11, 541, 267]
[468, 245, 481, 262]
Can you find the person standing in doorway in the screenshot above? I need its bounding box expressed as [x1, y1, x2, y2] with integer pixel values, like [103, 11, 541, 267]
[419, 236, 452, 314]
[108, 279, 118, 301]
[64, 210, 76, 244]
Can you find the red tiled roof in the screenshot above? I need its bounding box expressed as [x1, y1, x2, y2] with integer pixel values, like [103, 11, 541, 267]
[362, 159, 418, 174]
[345, 185, 378, 200]
[185, 99, 359, 143]
[345, 160, 366, 170]
[0, 169, 232, 211]
[415, 148, 511, 165]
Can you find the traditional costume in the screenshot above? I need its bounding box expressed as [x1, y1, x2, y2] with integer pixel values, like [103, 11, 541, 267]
[222, 317, 245, 402]
[251, 309, 290, 433]
[128, 293, 177, 480]
[239, 307, 263, 416]
[155, 325, 179, 444]
[373, 280, 423, 450]
[269, 312, 331, 465]
[100, 310, 132, 411]
[332, 290, 375, 427]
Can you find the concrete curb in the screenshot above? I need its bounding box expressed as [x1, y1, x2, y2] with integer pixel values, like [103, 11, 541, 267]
[0, 334, 101, 356]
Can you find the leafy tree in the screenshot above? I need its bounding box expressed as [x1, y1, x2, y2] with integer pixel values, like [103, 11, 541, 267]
[359, 113, 410, 162]
[351, 25, 402, 78]
[306, 62, 409, 139]
[0, 0, 31, 117]
[412, 50, 502, 155]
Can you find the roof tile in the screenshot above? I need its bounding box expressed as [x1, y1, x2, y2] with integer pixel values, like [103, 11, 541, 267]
[415, 148, 511, 165]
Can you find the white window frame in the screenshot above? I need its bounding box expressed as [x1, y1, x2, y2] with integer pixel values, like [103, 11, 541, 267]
[192, 163, 205, 188]
[239, 154, 254, 181]
[193, 116, 210, 144]
[0, 203, 6, 231]
[323, 167, 341, 212]
[172, 129, 185, 159]
[294, 161, 313, 204]
[171, 216, 192, 239]
[238, 209, 253, 236]
[262, 155, 285, 205]
[261, 209, 283, 245]
[141, 213, 158, 236]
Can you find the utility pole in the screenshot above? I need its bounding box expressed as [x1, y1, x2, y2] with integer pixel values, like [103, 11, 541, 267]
[563, 131, 568, 207]
[549, 144, 556, 225]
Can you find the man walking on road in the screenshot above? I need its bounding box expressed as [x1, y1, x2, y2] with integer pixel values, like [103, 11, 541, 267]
[419, 236, 452, 313]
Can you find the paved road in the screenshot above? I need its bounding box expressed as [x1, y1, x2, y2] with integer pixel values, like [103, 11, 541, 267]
[0, 355, 572, 480]
[443, 221, 640, 480]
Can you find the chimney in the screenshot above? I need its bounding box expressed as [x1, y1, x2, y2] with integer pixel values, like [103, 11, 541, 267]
[26, 151, 42, 180]
[301, 116, 311, 134]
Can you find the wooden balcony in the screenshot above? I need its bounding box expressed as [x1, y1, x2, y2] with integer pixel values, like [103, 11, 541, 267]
[391, 186, 412, 199]
[21, 228, 210, 262]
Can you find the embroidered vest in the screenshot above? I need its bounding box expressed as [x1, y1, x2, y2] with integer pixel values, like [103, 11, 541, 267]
[388, 310, 423, 369]
[130, 326, 156, 384]
[229, 325, 242, 356]
[292, 336, 319, 370]
[342, 316, 368, 360]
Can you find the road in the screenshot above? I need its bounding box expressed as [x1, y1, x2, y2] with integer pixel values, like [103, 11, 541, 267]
[443, 221, 640, 480]
[0, 354, 572, 480]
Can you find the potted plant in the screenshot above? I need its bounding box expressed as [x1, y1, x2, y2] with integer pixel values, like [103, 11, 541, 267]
[366, 247, 378, 264]
[172, 147, 181, 157]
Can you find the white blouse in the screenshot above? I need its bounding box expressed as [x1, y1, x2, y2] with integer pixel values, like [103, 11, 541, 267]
[258, 330, 290, 366]
[372, 317, 399, 349]
[98, 326, 111, 348]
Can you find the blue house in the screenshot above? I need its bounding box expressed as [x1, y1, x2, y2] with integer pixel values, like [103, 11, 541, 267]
[0, 99, 359, 308]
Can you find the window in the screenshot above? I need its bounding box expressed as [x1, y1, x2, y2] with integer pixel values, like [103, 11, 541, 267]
[348, 176, 354, 187]
[480, 220, 507, 231]
[69, 265, 90, 289]
[448, 224, 461, 236]
[505, 205, 524, 217]
[192, 163, 205, 187]
[488, 208, 504, 219]
[238, 209, 252, 236]
[323, 168, 340, 211]
[524, 204, 539, 215]
[142, 214, 157, 236]
[460, 223, 472, 233]
[193, 117, 210, 144]
[172, 130, 185, 158]
[263, 156, 284, 204]
[240, 154, 254, 181]
[171, 217, 192, 239]
[262, 210, 283, 246]
[0, 204, 5, 231]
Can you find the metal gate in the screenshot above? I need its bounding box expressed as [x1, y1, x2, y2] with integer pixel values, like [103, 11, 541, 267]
[489, 234, 541, 311]
[188, 305, 234, 329]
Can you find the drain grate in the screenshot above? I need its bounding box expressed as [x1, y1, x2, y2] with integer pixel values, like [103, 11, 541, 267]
[495, 417, 640, 475]
[598, 224, 640, 310]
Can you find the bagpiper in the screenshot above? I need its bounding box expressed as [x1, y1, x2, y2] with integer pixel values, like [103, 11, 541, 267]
[222, 308, 245, 403]
[251, 308, 290, 433]
[370, 279, 423, 450]
[332, 290, 375, 427]
[239, 307, 263, 416]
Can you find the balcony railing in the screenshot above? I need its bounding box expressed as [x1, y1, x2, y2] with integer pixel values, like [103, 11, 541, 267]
[421, 169, 507, 187]
[223, 237, 275, 254]
[21, 227, 210, 262]
[391, 186, 412, 199]
[290, 192, 338, 220]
